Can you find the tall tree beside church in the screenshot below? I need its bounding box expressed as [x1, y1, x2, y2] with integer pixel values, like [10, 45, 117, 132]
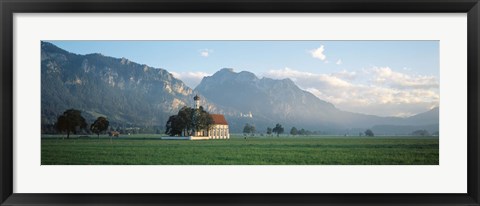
[165, 115, 183, 136]
[194, 106, 213, 135]
[55, 109, 87, 139]
[165, 106, 213, 136]
[177, 106, 194, 135]
[90, 116, 109, 138]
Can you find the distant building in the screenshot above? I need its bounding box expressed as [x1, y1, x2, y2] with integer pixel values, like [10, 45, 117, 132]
[240, 111, 253, 118]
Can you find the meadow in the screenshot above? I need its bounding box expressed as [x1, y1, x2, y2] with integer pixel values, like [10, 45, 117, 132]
[41, 134, 439, 165]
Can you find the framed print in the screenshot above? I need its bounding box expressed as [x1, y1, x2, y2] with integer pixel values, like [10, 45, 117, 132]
[1, 0, 479, 205]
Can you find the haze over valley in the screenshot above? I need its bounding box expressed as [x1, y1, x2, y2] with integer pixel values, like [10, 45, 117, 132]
[41, 41, 439, 134]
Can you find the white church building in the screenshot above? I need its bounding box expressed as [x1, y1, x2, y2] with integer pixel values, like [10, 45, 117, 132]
[163, 95, 230, 140]
[200, 114, 230, 139]
[192, 95, 230, 139]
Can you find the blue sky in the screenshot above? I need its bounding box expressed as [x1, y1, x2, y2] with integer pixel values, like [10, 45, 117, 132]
[47, 40, 439, 117]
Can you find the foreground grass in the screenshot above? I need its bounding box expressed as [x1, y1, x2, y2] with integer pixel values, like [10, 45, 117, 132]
[41, 135, 439, 165]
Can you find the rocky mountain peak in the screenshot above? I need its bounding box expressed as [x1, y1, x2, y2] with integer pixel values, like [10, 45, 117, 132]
[41, 42, 439, 134]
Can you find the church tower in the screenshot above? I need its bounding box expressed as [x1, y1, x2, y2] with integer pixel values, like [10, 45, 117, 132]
[194, 94, 200, 109]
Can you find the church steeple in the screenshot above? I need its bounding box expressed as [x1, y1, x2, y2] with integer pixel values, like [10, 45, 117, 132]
[194, 94, 200, 109]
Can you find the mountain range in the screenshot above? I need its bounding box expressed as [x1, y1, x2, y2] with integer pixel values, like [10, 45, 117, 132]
[41, 41, 439, 134]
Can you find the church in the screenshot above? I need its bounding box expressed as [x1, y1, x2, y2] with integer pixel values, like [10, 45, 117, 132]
[192, 95, 230, 139]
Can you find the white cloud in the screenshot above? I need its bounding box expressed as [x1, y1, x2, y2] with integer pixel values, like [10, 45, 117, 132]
[263, 67, 439, 117]
[199, 49, 213, 57]
[336, 59, 342, 65]
[170, 71, 210, 88]
[265, 67, 351, 88]
[332, 70, 357, 80]
[310, 45, 326, 61]
[370, 67, 438, 89]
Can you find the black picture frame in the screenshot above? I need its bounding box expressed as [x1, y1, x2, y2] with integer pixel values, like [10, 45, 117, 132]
[1, 0, 479, 205]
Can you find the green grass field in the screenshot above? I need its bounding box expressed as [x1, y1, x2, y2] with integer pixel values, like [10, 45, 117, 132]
[41, 134, 439, 165]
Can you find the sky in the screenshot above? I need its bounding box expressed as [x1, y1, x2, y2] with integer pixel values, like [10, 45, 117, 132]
[48, 40, 439, 117]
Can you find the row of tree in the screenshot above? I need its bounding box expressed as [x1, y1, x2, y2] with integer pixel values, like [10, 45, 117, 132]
[243, 123, 285, 137]
[55, 109, 109, 139]
[288, 127, 327, 136]
[243, 123, 256, 136]
[44, 123, 165, 135]
[243, 123, 377, 137]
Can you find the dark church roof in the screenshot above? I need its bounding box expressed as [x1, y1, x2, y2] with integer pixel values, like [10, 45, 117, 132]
[210, 114, 228, 125]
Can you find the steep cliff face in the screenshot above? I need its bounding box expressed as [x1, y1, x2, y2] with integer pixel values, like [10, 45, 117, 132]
[41, 41, 194, 126]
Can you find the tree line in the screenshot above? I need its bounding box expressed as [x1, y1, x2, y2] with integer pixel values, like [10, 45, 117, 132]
[54, 109, 110, 139]
[243, 123, 324, 137]
[243, 123, 377, 137]
[243, 123, 285, 137]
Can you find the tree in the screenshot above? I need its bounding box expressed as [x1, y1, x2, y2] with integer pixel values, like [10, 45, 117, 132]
[250, 125, 256, 136]
[90, 116, 109, 138]
[165, 115, 183, 136]
[272, 123, 284, 137]
[365, 129, 374, 137]
[411, 129, 430, 136]
[243, 124, 250, 136]
[243, 123, 256, 137]
[290, 127, 298, 136]
[55, 109, 87, 139]
[299, 128, 306, 136]
[266, 127, 272, 136]
[193, 106, 213, 136]
[177, 106, 194, 135]
[165, 106, 213, 136]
